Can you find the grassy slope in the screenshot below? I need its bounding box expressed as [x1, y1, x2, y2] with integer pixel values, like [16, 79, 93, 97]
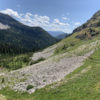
[0, 31, 100, 100]
[1, 17, 100, 99]
[0, 52, 34, 72]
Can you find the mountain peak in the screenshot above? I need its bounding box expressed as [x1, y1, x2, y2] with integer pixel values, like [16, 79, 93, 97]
[90, 10, 100, 20]
[0, 12, 57, 51]
[72, 10, 100, 34]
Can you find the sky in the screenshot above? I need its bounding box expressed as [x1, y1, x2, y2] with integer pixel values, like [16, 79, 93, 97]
[0, 0, 100, 33]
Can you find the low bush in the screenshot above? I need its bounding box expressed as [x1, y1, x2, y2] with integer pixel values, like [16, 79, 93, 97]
[30, 57, 45, 65]
[26, 85, 34, 90]
[97, 21, 100, 26]
[0, 52, 33, 71]
[91, 32, 99, 37]
[82, 24, 87, 28]
[1, 78, 4, 83]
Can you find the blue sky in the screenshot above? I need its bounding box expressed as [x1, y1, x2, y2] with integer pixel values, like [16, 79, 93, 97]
[0, 0, 100, 33]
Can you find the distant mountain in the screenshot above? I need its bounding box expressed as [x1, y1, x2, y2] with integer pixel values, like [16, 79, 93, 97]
[47, 31, 64, 37]
[0, 13, 57, 52]
[55, 33, 69, 40]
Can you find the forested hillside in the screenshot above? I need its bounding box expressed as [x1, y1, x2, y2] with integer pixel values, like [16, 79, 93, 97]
[0, 13, 57, 53]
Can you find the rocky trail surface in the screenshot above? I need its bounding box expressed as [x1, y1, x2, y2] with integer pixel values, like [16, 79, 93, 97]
[0, 43, 95, 94]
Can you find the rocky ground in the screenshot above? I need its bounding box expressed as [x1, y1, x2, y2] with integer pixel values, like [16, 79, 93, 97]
[0, 41, 96, 94]
[31, 44, 59, 61]
[13, 50, 94, 93]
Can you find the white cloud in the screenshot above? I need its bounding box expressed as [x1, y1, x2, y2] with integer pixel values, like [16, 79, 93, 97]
[52, 19, 66, 27]
[66, 23, 70, 26]
[20, 14, 24, 17]
[25, 14, 31, 20]
[20, 18, 32, 23]
[0, 9, 21, 18]
[54, 19, 59, 22]
[62, 17, 67, 20]
[64, 26, 68, 28]
[63, 28, 72, 33]
[62, 17, 69, 20]
[17, 5, 20, 7]
[20, 14, 50, 27]
[72, 21, 80, 25]
[33, 15, 50, 26]
[74, 22, 80, 25]
[26, 13, 33, 16]
[82, 22, 85, 24]
[52, 19, 70, 28]
[51, 27, 72, 33]
[0, 9, 72, 33]
[67, 13, 70, 15]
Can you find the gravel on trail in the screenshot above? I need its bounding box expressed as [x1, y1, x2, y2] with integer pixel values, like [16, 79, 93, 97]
[31, 44, 58, 61]
[0, 43, 95, 94]
[12, 50, 94, 93]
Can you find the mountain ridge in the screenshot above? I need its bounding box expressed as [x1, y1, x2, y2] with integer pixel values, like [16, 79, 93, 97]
[55, 33, 69, 40]
[72, 10, 100, 34]
[47, 31, 64, 37]
[0, 13, 57, 52]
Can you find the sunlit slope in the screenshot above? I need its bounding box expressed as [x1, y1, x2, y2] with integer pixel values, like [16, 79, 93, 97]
[54, 10, 100, 56]
[1, 10, 100, 100]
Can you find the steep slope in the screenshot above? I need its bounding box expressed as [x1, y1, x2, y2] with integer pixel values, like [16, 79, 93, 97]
[72, 10, 100, 40]
[1, 10, 100, 100]
[0, 13, 57, 51]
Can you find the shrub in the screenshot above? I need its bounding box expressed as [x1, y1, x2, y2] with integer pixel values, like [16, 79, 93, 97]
[84, 32, 87, 35]
[2, 78, 4, 83]
[97, 21, 100, 26]
[30, 57, 45, 65]
[70, 42, 75, 47]
[82, 24, 87, 28]
[22, 56, 30, 63]
[75, 34, 87, 40]
[62, 45, 66, 50]
[89, 28, 95, 33]
[43, 80, 46, 82]
[26, 85, 34, 90]
[54, 48, 59, 54]
[93, 17, 96, 21]
[89, 28, 93, 32]
[91, 32, 99, 37]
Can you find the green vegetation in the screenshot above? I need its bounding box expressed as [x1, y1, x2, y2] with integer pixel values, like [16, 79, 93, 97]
[30, 57, 45, 65]
[91, 31, 99, 36]
[27, 85, 34, 90]
[0, 42, 27, 55]
[0, 13, 57, 52]
[1, 47, 100, 100]
[82, 24, 87, 28]
[1, 78, 4, 83]
[97, 20, 100, 26]
[89, 28, 95, 32]
[43, 80, 46, 82]
[0, 52, 33, 71]
[1, 10, 100, 100]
